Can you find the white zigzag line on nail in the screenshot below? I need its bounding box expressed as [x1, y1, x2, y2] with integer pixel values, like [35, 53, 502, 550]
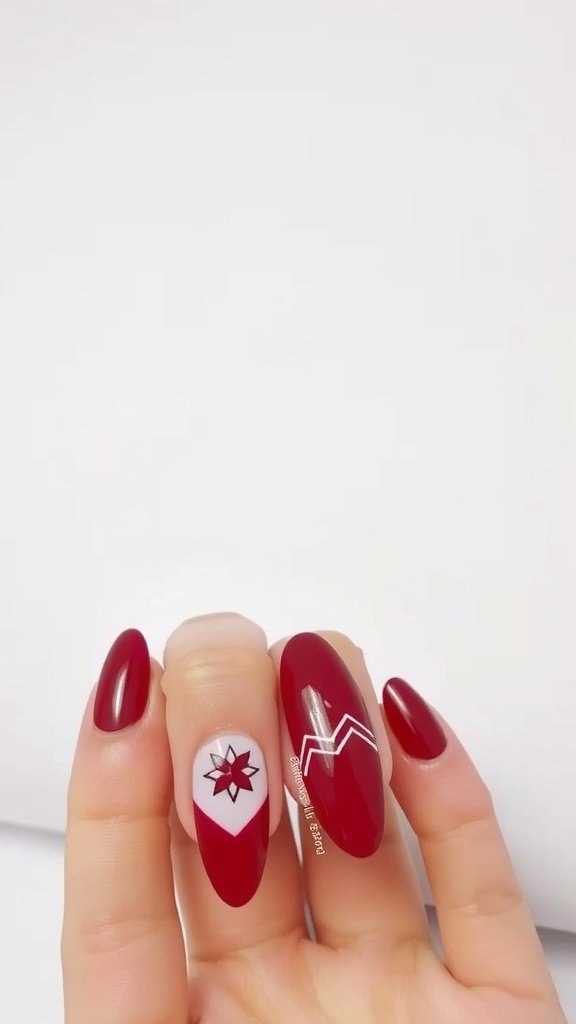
[298, 713, 374, 767]
[298, 713, 378, 777]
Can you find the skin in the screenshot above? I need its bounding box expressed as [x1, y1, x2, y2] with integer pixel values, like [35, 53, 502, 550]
[61, 613, 567, 1024]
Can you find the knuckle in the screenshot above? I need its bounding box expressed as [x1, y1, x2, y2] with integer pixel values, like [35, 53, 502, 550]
[68, 809, 168, 830]
[456, 879, 525, 920]
[421, 782, 496, 843]
[420, 788, 527, 923]
[73, 910, 173, 958]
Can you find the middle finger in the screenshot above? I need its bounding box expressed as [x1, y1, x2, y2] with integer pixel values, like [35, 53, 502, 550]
[162, 612, 305, 957]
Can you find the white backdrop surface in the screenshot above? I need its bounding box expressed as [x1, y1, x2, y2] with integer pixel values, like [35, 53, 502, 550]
[0, 0, 575, 942]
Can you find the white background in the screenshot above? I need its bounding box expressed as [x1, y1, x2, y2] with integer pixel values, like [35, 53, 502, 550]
[0, 0, 574, 1020]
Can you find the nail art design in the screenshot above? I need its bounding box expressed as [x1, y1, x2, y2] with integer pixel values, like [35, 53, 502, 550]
[280, 633, 384, 858]
[203, 744, 260, 802]
[193, 734, 269, 907]
[93, 628, 150, 732]
[299, 712, 378, 777]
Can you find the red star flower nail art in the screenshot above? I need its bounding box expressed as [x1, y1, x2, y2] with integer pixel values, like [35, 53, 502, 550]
[203, 744, 259, 803]
[193, 733, 269, 906]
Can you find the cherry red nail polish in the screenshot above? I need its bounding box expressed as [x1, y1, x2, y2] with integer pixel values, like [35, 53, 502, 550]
[193, 734, 269, 907]
[93, 629, 150, 732]
[280, 633, 384, 858]
[383, 677, 447, 760]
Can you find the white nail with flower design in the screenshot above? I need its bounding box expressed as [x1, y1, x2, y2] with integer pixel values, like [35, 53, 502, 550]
[192, 733, 268, 837]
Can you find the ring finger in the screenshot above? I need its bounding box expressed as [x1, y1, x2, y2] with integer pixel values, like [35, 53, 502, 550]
[269, 631, 431, 954]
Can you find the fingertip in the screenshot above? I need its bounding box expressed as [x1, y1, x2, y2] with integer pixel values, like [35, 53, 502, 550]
[69, 630, 172, 822]
[163, 612, 268, 667]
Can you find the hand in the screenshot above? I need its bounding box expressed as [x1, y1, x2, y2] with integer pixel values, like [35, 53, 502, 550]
[62, 613, 566, 1023]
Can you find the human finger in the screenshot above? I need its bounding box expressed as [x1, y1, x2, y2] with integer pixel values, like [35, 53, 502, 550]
[62, 629, 188, 1024]
[382, 676, 562, 1004]
[170, 797, 305, 967]
[162, 613, 305, 949]
[270, 631, 429, 953]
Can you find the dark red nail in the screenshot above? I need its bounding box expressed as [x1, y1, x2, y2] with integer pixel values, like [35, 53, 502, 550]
[93, 629, 150, 732]
[193, 735, 269, 906]
[383, 677, 447, 760]
[280, 633, 384, 858]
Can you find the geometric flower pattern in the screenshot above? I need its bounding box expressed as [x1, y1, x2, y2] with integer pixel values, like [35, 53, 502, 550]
[203, 745, 259, 803]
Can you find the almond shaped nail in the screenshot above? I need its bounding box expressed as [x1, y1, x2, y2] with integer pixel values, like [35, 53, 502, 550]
[280, 633, 384, 858]
[93, 629, 150, 732]
[383, 677, 447, 760]
[192, 733, 269, 906]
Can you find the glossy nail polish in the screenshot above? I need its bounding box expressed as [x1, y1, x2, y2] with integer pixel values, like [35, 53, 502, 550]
[93, 629, 150, 732]
[280, 633, 384, 858]
[383, 677, 447, 760]
[193, 734, 269, 907]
